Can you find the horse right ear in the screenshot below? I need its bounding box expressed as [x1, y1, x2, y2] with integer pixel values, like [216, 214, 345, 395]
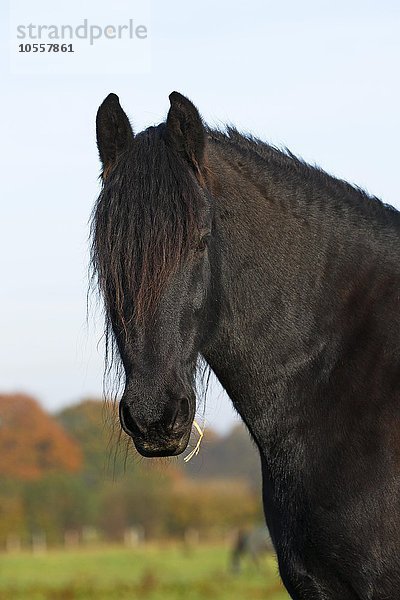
[166, 92, 205, 179]
[96, 93, 134, 178]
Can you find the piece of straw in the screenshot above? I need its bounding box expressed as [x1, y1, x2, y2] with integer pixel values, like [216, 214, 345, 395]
[183, 419, 204, 462]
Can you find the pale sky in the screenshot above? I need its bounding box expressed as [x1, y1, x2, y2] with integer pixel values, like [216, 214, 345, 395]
[0, 0, 399, 432]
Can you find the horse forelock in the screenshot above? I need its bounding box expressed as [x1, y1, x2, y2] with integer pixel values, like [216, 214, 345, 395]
[91, 125, 203, 335]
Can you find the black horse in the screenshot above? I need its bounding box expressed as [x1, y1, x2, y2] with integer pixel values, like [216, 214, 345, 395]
[92, 91, 400, 599]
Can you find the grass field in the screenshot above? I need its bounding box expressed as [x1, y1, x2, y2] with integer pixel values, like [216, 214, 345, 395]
[0, 544, 290, 599]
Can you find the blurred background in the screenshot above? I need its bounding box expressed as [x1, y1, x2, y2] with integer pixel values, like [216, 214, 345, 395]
[1, 1, 399, 598]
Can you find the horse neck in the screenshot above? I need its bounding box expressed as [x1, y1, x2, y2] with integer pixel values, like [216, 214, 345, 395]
[202, 139, 399, 447]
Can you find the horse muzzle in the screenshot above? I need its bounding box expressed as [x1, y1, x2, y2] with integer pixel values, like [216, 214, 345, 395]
[119, 391, 195, 457]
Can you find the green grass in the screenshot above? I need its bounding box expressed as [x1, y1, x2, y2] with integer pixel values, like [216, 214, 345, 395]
[0, 544, 290, 599]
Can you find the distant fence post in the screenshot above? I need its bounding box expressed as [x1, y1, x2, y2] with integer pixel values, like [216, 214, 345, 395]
[82, 526, 99, 546]
[124, 526, 144, 547]
[6, 534, 21, 553]
[32, 531, 47, 555]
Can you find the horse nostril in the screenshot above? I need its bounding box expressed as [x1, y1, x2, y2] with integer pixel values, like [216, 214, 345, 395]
[120, 402, 143, 438]
[169, 397, 191, 431]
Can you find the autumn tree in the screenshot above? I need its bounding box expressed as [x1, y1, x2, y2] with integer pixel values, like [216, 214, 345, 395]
[0, 394, 82, 480]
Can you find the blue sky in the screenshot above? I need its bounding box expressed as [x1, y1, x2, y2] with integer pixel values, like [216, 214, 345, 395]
[1, 0, 399, 432]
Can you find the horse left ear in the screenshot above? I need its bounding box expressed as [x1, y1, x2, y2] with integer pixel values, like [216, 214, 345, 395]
[166, 91, 205, 176]
[96, 93, 134, 178]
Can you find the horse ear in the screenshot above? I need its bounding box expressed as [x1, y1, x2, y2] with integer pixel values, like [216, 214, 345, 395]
[96, 93, 134, 177]
[166, 91, 205, 175]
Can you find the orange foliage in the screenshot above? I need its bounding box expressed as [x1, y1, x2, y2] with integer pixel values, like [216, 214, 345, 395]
[0, 394, 82, 480]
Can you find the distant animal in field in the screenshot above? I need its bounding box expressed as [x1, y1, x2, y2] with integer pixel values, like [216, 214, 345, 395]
[231, 527, 274, 573]
[92, 91, 400, 599]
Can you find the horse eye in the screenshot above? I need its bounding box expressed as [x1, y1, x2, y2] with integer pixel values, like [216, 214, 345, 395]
[197, 234, 210, 253]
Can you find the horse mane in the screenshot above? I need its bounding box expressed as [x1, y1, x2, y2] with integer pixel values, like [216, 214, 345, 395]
[208, 126, 399, 223]
[90, 124, 203, 338]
